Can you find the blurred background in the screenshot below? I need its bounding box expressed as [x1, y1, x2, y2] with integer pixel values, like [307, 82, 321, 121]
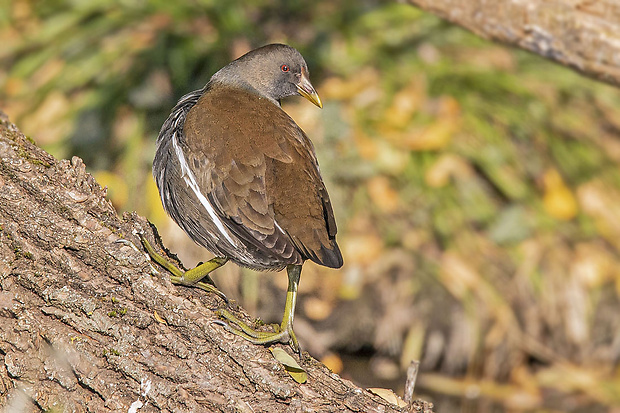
[2, 1, 620, 411]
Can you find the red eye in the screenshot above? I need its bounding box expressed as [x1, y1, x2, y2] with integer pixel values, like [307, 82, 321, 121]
[280, 64, 289, 72]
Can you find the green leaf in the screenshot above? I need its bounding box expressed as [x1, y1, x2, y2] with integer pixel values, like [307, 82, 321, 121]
[269, 347, 307, 384]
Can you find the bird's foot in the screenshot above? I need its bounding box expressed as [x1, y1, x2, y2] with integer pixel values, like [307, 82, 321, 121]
[139, 235, 229, 302]
[168, 274, 228, 302]
[215, 308, 300, 356]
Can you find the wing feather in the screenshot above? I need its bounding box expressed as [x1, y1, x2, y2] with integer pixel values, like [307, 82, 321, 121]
[179, 84, 342, 268]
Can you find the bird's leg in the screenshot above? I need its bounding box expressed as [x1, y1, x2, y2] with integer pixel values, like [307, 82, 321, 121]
[216, 264, 302, 355]
[140, 235, 228, 301]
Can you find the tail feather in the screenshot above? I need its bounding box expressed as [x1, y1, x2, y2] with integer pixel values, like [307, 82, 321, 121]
[311, 241, 343, 269]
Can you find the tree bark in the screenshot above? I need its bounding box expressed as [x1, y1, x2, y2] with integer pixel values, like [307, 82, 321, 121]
[0, 111, 433, 413]
[405, 0, 620, 87]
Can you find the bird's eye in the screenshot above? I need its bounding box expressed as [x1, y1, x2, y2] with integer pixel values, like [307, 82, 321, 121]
[280, 64, 290, 72]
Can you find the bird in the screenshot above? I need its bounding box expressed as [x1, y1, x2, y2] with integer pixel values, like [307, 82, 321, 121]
[143, 43, 343, 354]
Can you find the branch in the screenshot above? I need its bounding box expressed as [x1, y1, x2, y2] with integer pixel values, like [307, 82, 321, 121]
[0, 112, 433, 412]
[406, 0, 620, 87]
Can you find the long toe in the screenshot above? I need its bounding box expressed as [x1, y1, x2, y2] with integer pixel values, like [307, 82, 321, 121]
[215, 308, 296, 349]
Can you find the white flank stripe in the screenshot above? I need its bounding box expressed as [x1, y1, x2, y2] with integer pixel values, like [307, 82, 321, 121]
[274, 220, 286, 235]
[172, 136, 237, 246]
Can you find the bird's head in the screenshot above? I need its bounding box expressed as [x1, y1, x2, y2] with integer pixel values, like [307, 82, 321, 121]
[212, 44, 322, 108]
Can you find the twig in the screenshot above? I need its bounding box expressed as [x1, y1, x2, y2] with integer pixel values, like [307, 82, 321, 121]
[404, 360, 420, 405]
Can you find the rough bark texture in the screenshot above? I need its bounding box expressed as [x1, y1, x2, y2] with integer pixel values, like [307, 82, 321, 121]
[0, 111, 434, 413]
[406, 0, 620, 87]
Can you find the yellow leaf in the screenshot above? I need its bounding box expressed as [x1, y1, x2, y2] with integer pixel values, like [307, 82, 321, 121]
[402, 121, 454, 151]
[303, 296, 333, 321]
[353, 130, 378, 161]
[425, 154, 473, 188]
[320, 352, 344, 374]
[542, 169, 578, 220]
[319, 68, 380, 101]
[367, 388, 408, 408]
[153, 311, 167, 324]
[342, 234, 383, 265]
[400, 96, 460, 151]
[93, 170, 129, 210]
[269, 347, 307, 384]
[367, 176, 400, 213]
[383, 79, 426, 129]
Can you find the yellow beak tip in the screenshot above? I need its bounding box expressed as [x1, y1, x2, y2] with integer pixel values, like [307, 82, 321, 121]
[297, 84, 323, 109]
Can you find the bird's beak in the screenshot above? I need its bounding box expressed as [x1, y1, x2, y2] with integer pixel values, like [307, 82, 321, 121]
[296, 71, 322, 108]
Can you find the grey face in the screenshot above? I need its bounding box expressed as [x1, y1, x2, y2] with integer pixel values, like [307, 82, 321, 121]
[211, 44, 320, 106]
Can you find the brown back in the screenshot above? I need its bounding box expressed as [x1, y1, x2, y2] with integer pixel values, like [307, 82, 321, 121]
[182, 84, 342, 268]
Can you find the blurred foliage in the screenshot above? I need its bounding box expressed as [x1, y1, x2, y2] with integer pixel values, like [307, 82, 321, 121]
[3, 0, 620, 411]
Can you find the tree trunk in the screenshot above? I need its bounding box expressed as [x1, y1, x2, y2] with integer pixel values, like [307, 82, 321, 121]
[405, 0, 620, 87]
[0, 111, 433, 413]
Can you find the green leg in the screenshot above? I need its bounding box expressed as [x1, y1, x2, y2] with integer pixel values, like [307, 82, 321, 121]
[140, 235, 228, 301]
[216, 264, 302, 356]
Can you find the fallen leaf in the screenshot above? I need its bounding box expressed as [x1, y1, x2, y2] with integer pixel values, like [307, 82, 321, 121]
[402, 121, 455, 151]
[304, 296, 334, 321]
[367, 176, 400, 213]
[320, 68, 380, 101]
[383, 79, 426, 129]
[320, 352, 344, 374]
[425, 153, 473, 188]
[543, 168, 578, 220]
[153, 311, 167, 324]
[270, 347, 307, 384]
[342, 233, 384, 265]
[367, 388, 408, 407]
